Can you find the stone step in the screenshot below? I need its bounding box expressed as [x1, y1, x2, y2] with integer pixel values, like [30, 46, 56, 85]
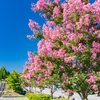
[0, 82, 6, 97]
[0, 91, 3, 97]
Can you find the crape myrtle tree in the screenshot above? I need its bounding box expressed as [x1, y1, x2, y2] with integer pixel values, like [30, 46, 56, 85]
[22, 0, 100, 100]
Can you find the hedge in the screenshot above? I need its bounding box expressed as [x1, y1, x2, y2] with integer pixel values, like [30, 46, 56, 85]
[25, 93, 70, 100]
[25, 93, 51, 100]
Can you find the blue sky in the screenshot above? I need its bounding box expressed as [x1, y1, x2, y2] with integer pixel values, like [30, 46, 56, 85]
[0, 0, 45, 72]
[0, 0, 95, 73]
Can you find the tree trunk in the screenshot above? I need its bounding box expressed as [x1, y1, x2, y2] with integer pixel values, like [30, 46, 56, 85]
[29, 86, 31, 93]
[50, 85, 54, 99]
[35, 87, 36, 93]
[40, 87, 43, 93]
[82, 98, 88, 100]
[81, 91, 88, 100]
[51, 90, 53, 99]
[77, 90, 88, 100]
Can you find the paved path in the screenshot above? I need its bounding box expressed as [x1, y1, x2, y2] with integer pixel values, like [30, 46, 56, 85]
[1, 87, 100, 100]
[43, 89, 100, 100]
[0, 97, 15, 100]
[71, 93, 100, 100]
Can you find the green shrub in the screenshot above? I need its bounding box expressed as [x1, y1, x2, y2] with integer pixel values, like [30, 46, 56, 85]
[6, 70, 23, 94]
[25, 93, 71, 100]
[15, 86, 23, 94]
[25, 93, 34, 100]
[52, 98, 70, 100]
[25, 93, 51, 100]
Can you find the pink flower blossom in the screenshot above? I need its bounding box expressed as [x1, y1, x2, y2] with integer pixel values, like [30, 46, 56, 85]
[36, 81, 40, 85]
[87, 76, 97, 84]
[91, 53, 96, 60]
[47, 12, 51, 15]
[83, 3, 91, 12]
[37, 76, 42, 80]
[92, 85, 98, 91]
[67, 89, 73, 95]
[27, 73, 32, 79]
[54, 0, 61, 4]
[53, 6, 61, 15]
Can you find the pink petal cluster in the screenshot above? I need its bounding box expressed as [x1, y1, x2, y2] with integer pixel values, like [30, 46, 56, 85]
[87, 76, 97, 84]
[53, 6, 61, 15]
[83, 3, 91, 12]
[36, 81, 40, 85]
[72, 43, 86, 52]
[67, 89, 73, 95]
[91, 53, 96, 60]
[54, 0, 61, 4]
[26, 73, 32, 79]
[37, 76, 42, 80]
[37, 0, 47, 10]
[64, 56, 76, 63]
[92, 85, 98, 91]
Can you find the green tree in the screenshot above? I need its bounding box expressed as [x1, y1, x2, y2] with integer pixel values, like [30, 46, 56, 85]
[0, 66, 10, 80]
[6, 70, 23, 94]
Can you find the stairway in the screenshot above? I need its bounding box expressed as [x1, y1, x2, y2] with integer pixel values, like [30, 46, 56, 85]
[0, 82, 6, 97]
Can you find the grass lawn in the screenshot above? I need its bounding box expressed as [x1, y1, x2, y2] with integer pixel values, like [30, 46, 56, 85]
[15, 96, 29, 100]
[3, 88, 24, 97]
